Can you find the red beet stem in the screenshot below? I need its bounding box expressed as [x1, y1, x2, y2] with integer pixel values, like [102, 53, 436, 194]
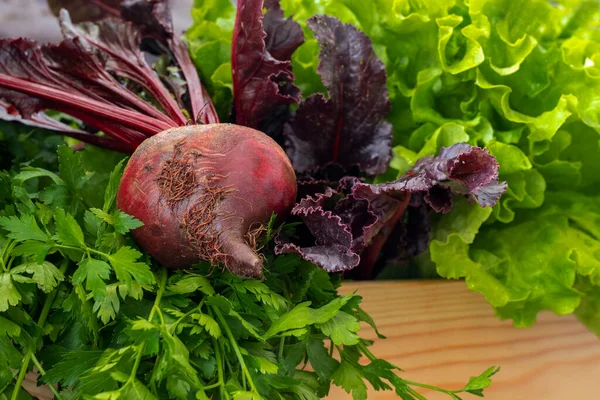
[89, 41, 188, 126]
[351, 193, 411, 280]
[170, 37, 220, 124]
[0, 74, 172, 135]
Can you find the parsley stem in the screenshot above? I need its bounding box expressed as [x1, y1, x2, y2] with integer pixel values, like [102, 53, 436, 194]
[358, 334, 458, 398]
[30, 353, 63, 400]
[203, 382, 221, 390]
[402, 380, 457, 397]
[212, 336, 230, 400]
[357, 341, 377, 362]
[11, 355, 33, 400]
[11, 260, 69, 400]
[405, 386, 428, 400]
[55, 243, 90, 253]
[0, 239, 16, 272]
[212, 306, 258, 394]
[74, 284, 100, 344]
[129, 267, 167, 385]
[278, 337, 285, 361]
[171, 299, 205, 333]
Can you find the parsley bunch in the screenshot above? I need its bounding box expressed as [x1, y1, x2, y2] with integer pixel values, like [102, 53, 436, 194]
[0, 133, 496, 399]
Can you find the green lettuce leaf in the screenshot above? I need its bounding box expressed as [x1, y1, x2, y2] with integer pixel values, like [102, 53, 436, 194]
[270, 0, 600, 328]
[575, 275, 600, 336]
[432, 192, 600, 327]
[185, 0, 236, 120]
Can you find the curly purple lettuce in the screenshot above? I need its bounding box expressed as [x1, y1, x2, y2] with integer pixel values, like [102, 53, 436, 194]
[275, 143, 507, 276]
[283, 16, 392, 176]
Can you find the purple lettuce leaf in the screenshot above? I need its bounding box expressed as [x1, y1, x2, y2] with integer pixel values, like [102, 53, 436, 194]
[283, 15, 392, 176]
[296, 163, 361, 199]
[378, 194, 432, 268]
[473, 180, 509, 207]
[275, 178, 408, 274]
[275, 189, 360, 273]
[263, 0, 305, 61]
[231, 0, 303, 131]
[354, 144, 507, 210]
[276, 143, 507, 274]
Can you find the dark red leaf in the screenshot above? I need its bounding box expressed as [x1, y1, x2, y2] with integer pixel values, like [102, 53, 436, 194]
[263, 0, 305, 61]
[275, 179, 407, 273]
[277, 144, 506, 274]
[395, 197, 431, 260]
[375, 195, 431, 273]
[284, 15, 392, 176]
[0, 33, 171, 149]
[48, 0, 219, 124]
[353, 144, 506, 209]
[275, 189, 360, 273]
[473, 180, 509, 208]
[59, 11, 187, 125]
[119, 0, 219, 124]
[232, 0, 302, 130]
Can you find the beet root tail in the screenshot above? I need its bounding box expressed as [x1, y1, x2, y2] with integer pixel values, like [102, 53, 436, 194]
[220, 234, 264, 279]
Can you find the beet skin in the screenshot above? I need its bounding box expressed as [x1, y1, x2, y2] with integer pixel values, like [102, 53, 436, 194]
[117, 124, 297, 278]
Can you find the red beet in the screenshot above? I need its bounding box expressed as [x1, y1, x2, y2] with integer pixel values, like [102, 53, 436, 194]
[0, 1, 300, 278]
[117, 124, 297, 278]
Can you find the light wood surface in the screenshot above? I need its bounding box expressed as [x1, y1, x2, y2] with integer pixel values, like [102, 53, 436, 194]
[24, 281, 600, 399]
[332, 281, 600, 399]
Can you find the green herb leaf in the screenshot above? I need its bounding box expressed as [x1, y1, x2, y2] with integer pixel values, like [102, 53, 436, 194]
[94, 284, 120, 324]
[192, 313, 221, 338]
[112, 211, 143, 234]
[11, 261, 64, 293]
[307, 339, 339, 381]
[263, 295, 353, 339]
[317, 311, 360, 346]
[331, 361, 368, 400]
[108, 247, 154, 287]
[11, 242, 53, 264]
[0, 273, 22, 311]
[42, 349, 103, 386]
[54, 208, 85, 247]
[73, 258, 111, 300]
[167, 275, 215, 296]
[0, 215, 48, 242]
[463, 366, 501, 396]
[58, 145, 93, 193]
[104, 159, 126, 212]
[13, 167, 64, 186]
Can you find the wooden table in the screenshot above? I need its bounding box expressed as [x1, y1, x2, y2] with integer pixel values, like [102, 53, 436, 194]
[24, 281, 600, 399]
[331, 281, 600, 399]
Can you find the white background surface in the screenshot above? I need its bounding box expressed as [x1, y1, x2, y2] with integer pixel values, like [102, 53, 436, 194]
[0, 0, 195, 41]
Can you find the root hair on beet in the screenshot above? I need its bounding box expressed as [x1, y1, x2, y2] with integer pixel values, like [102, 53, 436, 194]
[245, 222, 268, 251]
[157, 144, 199, 208]
[180, 177, 232, 266]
